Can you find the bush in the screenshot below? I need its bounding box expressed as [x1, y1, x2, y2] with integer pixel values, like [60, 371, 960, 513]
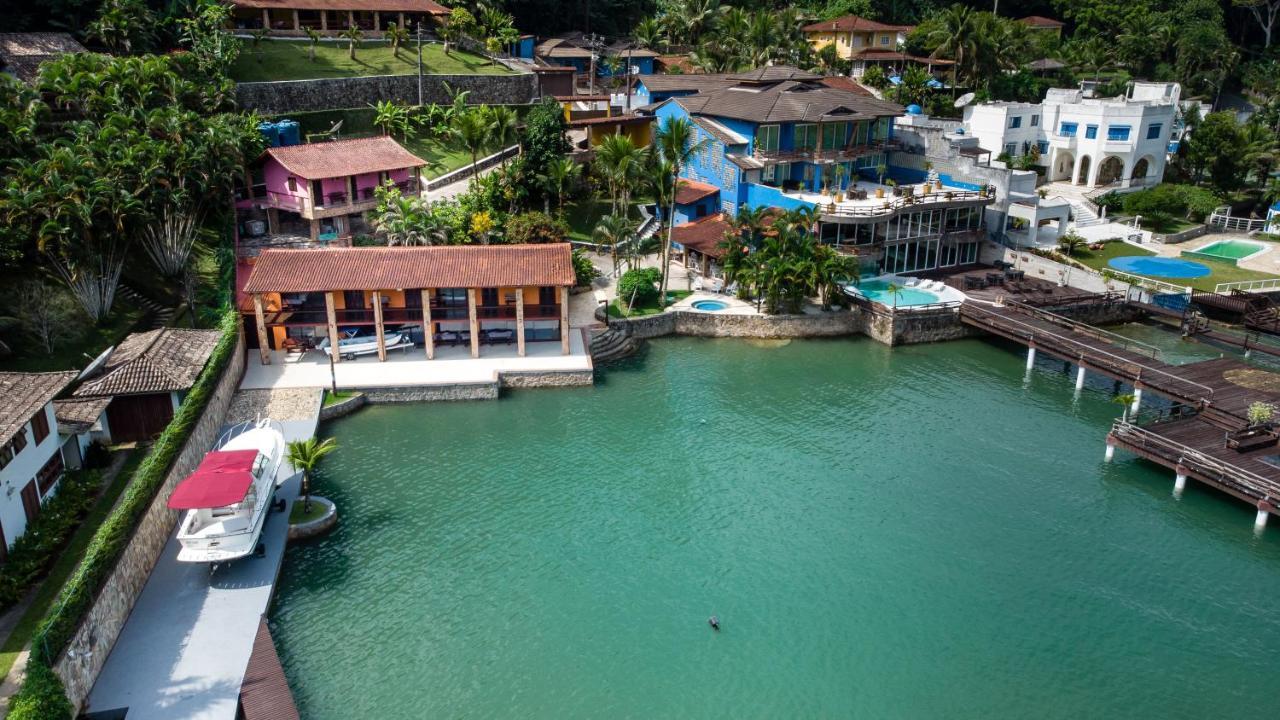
[8, 658, 72, 720]
[616, 267, 660, 306]
[1120, 184, 1221, 222]
[505, 211, 569, 244]
[29, 311, 239, 671]
[571, 248, 599, 288]
[0, 471, 101, 612]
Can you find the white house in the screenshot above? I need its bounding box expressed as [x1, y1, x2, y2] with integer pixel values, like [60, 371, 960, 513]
[963, 82, 1181, 190]
[0, 371, 77, 558]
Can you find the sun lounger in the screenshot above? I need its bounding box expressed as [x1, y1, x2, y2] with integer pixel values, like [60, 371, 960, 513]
[905, 278, 919, 287]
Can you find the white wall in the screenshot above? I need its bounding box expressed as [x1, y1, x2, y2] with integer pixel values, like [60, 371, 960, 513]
[0, 403, 64, 548]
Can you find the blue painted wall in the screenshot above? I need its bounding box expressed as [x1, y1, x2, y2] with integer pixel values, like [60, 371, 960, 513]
[743, 183, 818, 213]
[673, 195, 719, 224]
[508, 37, 535, 59]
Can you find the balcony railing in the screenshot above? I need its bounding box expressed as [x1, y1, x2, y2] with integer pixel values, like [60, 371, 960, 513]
[753, 139, 899, 164]
[262, 303, 560, 325]
[818, 188, 995, 220]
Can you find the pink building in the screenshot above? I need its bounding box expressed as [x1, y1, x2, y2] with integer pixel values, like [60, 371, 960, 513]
[238, 136, 426, 249]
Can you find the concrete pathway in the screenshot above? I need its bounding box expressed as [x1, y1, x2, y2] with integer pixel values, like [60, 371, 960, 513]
[422, 165, 496, 203]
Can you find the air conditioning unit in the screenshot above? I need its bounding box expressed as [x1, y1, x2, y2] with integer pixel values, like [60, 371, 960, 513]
[246, 220, 266, 237]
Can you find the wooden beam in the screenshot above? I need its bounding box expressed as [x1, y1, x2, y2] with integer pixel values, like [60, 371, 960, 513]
[262, 8, 270, 29]
[422, 289, 434, 359]
[325, 291, 341, 364]
[559, 285, 570, 355]
[252, 294, 271, 365]
[292, 9, 300, 30]
[468, 288, 480, 358]
[372, 290, 387, 361]
[320, 10, 327, 30]
[516, 287, 526, 357]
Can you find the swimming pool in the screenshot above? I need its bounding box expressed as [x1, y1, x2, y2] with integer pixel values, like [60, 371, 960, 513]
[691, 300, 729, 312]
[1107, 256, 1211, 279]
[849, 279, 939, 307]
[1183, 239, 1268, 265]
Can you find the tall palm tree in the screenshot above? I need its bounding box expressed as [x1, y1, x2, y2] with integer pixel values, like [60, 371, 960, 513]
[285, 437, 338, 513]
[634, 17, 663, 51]
[884, 282, 903, 309]
[541, 156, 580, 216]
[593, 134, 644, 216]
[654, 116, 711, 305]
[486, 105, 519, 165]
[304, 27, 322, 61]
[928, 4, 977, 97]
[385, 21, 409, 59]
[451, 107, 494, 188]
[593, 213, 635, 277]
[341, 26, 364, 61]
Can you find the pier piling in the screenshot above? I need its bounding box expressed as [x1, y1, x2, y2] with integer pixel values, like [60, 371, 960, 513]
[1104, 443, 1115, 462]
[1174, 470, 1187, 496]
[1075, 366, 1086, 391]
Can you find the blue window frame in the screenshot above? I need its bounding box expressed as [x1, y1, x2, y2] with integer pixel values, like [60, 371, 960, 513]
[1107, 125, 1131, 141]
[1059, 122, 1077, 137]
[1036, 140, 1049, 154]
[1009, 116, 1022, 129]
[1146, 123, 1162, 139]
[1031, 115, 1039, 127]
[1085, 125, 1097, 139]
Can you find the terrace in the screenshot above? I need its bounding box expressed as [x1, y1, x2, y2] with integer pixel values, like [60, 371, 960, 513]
[748, 177, 994, 222]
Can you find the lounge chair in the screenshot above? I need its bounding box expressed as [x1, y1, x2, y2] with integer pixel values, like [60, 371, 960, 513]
[905, 278, 919, 288]
[483, 328, 515, 345]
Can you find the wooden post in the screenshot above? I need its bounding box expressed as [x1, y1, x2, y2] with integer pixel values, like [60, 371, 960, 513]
[262, 8, 270, 29]
[320, 10, 327, 30]
[325, 291, 341, 364]
[559, 286, 570, 355]
[422, 289, 434, 359]
[253, 294, 271, 365]
[292, 10, 300, 30]
[398, 12, 405, 30]
[372, 290, 387, 361]
[347, 10, 354, 29]
[516, 287, 526, 357]
[373, 11, 380, 31]
[346, 176, 354, 207]
[467, 288, 480, 358]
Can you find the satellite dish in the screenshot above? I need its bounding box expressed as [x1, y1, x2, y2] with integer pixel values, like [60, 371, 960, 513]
[77, 345, 113, 382]
[954, 92, 976, 108]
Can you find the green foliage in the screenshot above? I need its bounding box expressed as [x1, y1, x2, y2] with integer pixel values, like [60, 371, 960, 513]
[617, 267, 662, 306]
[0, 471, 101, 612]
[85, 0, 157, 54]
[286, 437, 338, 510]
[8, 657, 72, 720]
[1117, 184, 1223, 222]
[721, 207, 858, 313]
[521, 98, 572, 206]
[572, 248, 600, 288]
[28, 311, 239, 669]
[505, 212, 569, 244]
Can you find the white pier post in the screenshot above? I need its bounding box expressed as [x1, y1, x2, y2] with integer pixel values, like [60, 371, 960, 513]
[1104, 443, 1115, 462]
[1173, 467, 1187, 497]
[1256, 502, 1272, 532]
[1131, 386, 1143, 415]
[1026, 345, 1036, 371]
[1075, 365, 1086, 391]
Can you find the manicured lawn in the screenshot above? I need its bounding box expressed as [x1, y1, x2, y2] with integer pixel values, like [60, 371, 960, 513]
[0, 303, 144, 373]
[231, 40, 506, 82]
[400, 135, 476, 179]
[564, 200, 648, 243]
[290, 499, 328, 524]
[607, 290, 692, 318]
[322, 390, 360, 407]
[1065, 241, 1280, 292]
[0, 450, 142, 680]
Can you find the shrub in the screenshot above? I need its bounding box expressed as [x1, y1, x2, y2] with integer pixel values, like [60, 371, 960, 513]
[571, 248, 599, 287]
[0, 471, 101, 612]
[505, 211, 569, 244]
[617, 267, 660, 306]
[1121, 184, 1221, 222]
[8, 658, 72, 720]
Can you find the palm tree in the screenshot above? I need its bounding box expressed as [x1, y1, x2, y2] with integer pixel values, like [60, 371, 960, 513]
[593, 134, 644, 216]
[928, 4, 978, 97]
[1058, 231, 1086, 257]
[451, 107, 494, 188]
[486, 105, 519, 165]
[371, 100, 410, 140]
[654, 116, 711, 305]
[884, 282, 903, 309]
[634, 17, 663, 51]
[304, 27, 322, 61]
[1114, 393, 1136, 422]
[385, 21, 409, 59]
[593, 213, 635, 277]
[341, 26, 364, 61]
[541, 156, 580, 216]
[286, 437, 338, 513]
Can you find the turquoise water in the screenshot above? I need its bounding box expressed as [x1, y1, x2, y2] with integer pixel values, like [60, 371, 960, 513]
[691, 300, 729, 311]
[852, 279, 939, 306]
[272, 337, 1280, 718]
[1192, 240, 1266, 261]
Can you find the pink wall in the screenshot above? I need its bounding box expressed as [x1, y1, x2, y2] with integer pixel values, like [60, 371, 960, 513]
[263, 158, 307, 205]
[319, 177, 348, 204]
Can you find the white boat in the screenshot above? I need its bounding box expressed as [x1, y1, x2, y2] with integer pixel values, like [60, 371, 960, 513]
[168, 419, 285, 563]
[317, 332, 404, 359]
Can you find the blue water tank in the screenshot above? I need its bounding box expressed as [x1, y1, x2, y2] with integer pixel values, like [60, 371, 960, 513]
[277, 119, 301, 147]
[906, 104, 923, 115]
[257, 121, 280, 147]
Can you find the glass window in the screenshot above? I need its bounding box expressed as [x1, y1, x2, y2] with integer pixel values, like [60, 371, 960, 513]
[1059, 122, 1077, 137]
[1009, 116, 1022, 129]
[1030, 115, 1039, 126]
[762, 164, 777, 183]
[1106, 125, 1131, 141]
[821, 122, 847, 150]
[1037, 140, 1049, 154]
[794, 123, 818, 150]
[1003, 143, 1016, 157]
[879, 35, 890, 45]
[1146, 123, 1162, 139]
[757, 124, 779, 152]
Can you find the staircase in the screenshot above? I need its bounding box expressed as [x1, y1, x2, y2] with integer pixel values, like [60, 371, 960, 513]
[118, 284, 177, 329]
[1068, 198, 1103, 228]
[1244, 295, 1280, 336]
[589, 327, 642, 364]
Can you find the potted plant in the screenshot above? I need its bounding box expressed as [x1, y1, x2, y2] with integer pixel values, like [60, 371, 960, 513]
[876, 162, 888, 186]
[1227, 403, 1279, 451]
[875, 187, 885, 199]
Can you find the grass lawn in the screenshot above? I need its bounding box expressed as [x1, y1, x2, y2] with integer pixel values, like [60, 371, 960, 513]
[0, 450, 143, 679]
[400, 135, 475, 179]
[289, 499, 328, 524]
[1064, 241, 1280, 292]
[0, 304, 144, 373]
[564, 200, 649, 243]
[608, 290, 692, 318]
[322, 390, 360, 407]
[231, 40, 507, 82]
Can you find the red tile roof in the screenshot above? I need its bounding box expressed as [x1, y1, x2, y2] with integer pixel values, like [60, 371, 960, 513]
[674, 179, 720, 205]
[243, 245, 576, 294]
[74, 329, 221, 398]
[817, 76, 873, 96]
[0, 372, 76, 446]
[1018, 15, 1064, 28]
[230, 0, 447, 14]
[263, 137, 426, 180]
[802, 15, 913, 34]
[672, 214, 732, 259]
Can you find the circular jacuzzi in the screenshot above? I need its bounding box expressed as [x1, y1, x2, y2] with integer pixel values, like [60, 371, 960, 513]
[691, 300, 729, 312]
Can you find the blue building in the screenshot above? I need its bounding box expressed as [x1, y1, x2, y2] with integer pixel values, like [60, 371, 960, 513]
[647, 66, 994, 275]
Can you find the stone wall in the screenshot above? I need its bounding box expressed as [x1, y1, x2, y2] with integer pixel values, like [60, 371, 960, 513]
[236, 72, 538, 114]
[861, 306, 980, 346]
[612, 308, 860, 340]
[317, 392, 366, 421]
[360, 382, 499, 403]
[55, 331, 248, 711]
[499, 370, 595, 388]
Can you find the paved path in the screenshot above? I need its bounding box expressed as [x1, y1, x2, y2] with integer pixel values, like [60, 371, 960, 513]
[422, 165, 496, 203]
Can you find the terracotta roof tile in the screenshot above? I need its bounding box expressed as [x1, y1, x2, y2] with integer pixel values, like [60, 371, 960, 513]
[1018, 15, 1065, 28]
[263, 137, 426, 181]
[230, 0, 447, 14]
[674, 179, 719, 205]
[74, 329, 221, 398]
[0, 33, 86, 83]
[817, 76, 873, 96]
[243, 245, 576, 294]
[672, 214, 731, 259]
[0, 372, 76, 445]
[802, 15, 913, 34]
[53, 397, 111, 434]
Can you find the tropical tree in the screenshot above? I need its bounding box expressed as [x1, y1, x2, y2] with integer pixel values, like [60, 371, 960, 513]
[927, 4, 978, 97]
[654, 116, 711, 304]
[883, 282, 903, 309]
[441, 7, 475, 56]
[486, 105, 519, 165]
[451, 107, 495, 188]
[894, 64, 931, 107]
[304, 27, 322, 61]
[1058, 231, 1086, 257]
[286, 437, 338, 513]
[385, 21, 409, 59]
[593, 213, 635, 276]
[593, 134, 645, 216]
[634, 17, 664, 51]
[371, 100, 411, 140]
[341, 26, 364, 61]
[86, 0, 158, 55]
[539, 156, 580, 216]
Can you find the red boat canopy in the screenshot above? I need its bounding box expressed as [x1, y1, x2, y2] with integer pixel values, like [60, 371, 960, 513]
[167, 450, 261, 510]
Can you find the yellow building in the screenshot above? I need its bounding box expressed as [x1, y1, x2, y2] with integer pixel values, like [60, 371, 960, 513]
[802, 15, 914, 61]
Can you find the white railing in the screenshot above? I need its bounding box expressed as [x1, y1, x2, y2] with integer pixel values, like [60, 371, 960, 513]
[1110, 420, 1280, 500]
[1103, 269, 1189, 295]
[1208, 206, 1268, 232]
[1214, 278, 1280, 294]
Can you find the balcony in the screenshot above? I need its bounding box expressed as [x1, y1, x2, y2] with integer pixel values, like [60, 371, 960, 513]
[752, 139, 899, 165]
[262, 302, 561, 326]
[1049, 134, 1076, 149]
[261, 178, 419, 219]
[746, 178, 994, 223]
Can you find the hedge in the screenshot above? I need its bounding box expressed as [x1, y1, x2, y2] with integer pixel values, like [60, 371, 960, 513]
[16, 310, 239, 716]
[8, 658, 73, 720]
[0, 471, 102, 612]
[617, 267, 662, 306]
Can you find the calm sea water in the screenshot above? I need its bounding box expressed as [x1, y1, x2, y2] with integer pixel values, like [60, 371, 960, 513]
[271, 336, 1280, 719]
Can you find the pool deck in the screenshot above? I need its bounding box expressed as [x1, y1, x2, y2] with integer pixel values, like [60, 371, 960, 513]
[84, 413, 318, 720]
[1154, 235, 1280, 275]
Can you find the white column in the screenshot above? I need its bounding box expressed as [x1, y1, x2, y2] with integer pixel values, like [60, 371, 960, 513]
[1026, 345, 1036, 371]
[1255, 505, 1269, 531]
[1104, 443, 1115, 462]
[1071, 154, 1084, 185]
[1075, 365, 1086, 390]
[1174, 469, 1187, 496]
[1131, 386, 1142, 415]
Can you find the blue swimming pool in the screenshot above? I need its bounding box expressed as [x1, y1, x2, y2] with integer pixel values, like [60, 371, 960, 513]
[1108, 256, 1211, 279]
[691, 300, 729, 311]
[850, 279, 939, 307]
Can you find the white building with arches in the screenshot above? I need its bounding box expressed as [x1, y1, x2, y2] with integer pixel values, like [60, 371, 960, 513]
[963, 82, 1180, 191]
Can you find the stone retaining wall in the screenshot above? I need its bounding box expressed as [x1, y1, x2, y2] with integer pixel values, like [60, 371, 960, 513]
[862, 306, 979, 346]
[360, 382, 499, 403]
[499, 370, 595, 388]
[236, 72, 538, 114]
[55, 330, 247, 710]
[611, 308, 861, 340]
[317, 392, 367, 421]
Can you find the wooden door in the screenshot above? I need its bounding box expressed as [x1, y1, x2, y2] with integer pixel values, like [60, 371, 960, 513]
[105, 394, 175, 443]
[20, 480, 39, 526]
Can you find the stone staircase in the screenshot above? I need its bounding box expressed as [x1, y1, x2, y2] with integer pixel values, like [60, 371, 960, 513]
[118, 284, 177, 329]
[1068, 199, 1103, 228]
[589, 327, 642, 364]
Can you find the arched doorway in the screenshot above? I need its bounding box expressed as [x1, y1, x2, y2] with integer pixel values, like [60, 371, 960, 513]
[1075, 155, 1091, 185]
[1097, 156, 1124, 186]
[1130, 155, 1154, 183]
[1052, 150, 1075, 182]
